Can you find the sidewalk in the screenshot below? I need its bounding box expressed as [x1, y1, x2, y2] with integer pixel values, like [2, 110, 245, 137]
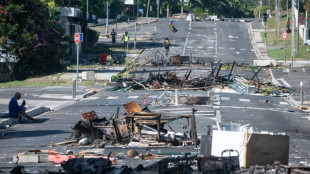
[91, 18, 158, 38]
[249, 22, 273, 60]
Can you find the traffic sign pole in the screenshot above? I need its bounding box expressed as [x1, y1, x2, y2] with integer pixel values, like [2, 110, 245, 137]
[76, 43, 79, 90]
[285, 39, 287, 64]
[74, 33, 81, 90]
[282, 31, 288, 64]
[265, 27, 267, 51]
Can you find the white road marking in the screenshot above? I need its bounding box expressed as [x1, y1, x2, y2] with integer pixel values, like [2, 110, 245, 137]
[228, 35, 234, 38]
[278, 78, 292, 88]
[107, 96, 119, 99]
[235, 52, 241, 54]
[240, 48, 246, 51]
[195, 114, 215, 116]
[198, 46, 203, 48]
[229, 48, 235, 50]
[251, 49, 255, 51]
[187, 46, 193, 48]
[188, 32, 191, 34]
[239, 98, 250, 102]
[302, 68, 305, 72]
[128, 96, 139, 99]
[279, 101, 289, 105]
[221, 97, 230, 100]
[208, 47, 214, 49]
[219, 47, 224, 49]
[182, 36, 189, 55]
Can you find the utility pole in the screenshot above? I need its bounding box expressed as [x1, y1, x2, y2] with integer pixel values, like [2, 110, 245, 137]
[259, 1, 262, 20]
[181, 0, 184, 14]
[287, 0, 289, 20]
[134, 22, 137, 49]
[297, 0, 300, 53]
[157, 0, 160, 18]
[291, 0, 295, 67]
[87, 0, 89, 17]
[275, 0, 278, 21]
[106, 1, 109, 34]
[146, 0, 150, 21]
[137, 0, 139, 17]
[278, 0, 282, 35]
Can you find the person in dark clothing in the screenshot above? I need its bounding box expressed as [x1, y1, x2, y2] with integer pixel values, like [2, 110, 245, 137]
[163, 37, 171, 56]
[9, 92, 38, 123]
[111, 29, 116, 44]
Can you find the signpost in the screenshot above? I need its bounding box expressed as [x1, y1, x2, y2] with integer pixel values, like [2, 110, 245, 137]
[264, 25, 267, 51]
[282, 31, 288, 64]
[74, 33, 83, 93]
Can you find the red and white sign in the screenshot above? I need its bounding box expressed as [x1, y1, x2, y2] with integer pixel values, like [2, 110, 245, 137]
[263, 25, 267, 29]
[282, 31, 288, 40]
[75, 33, 80, 44]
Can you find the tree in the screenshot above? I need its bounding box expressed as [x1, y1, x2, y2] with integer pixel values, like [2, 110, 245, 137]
[0, 0, 68, 80]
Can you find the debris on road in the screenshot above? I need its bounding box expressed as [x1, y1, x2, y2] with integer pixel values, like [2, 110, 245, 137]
[56, 101, 199, 148]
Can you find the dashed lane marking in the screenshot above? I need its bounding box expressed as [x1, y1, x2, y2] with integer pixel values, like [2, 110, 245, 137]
[107, 96, 119, 99]
[239, 98, 250, 102]
[279, 101, 289, 105]
[229, 48, 235, 50]
[221, 97, 230, 101]
[128, 96, 139, 99]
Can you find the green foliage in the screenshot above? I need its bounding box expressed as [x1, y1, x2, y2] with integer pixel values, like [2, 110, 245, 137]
[84, 28, 99, 52]
[254, 5, 268, 18]
[0, 0, 68, 80]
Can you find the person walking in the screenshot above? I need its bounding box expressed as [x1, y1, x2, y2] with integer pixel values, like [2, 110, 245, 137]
[163, 37, 171, 56]
[111, 29, 116, 45]
[122, 31, 129, 50]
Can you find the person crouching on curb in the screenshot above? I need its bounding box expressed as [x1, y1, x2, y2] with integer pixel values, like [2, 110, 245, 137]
[9, 92, 39, 123]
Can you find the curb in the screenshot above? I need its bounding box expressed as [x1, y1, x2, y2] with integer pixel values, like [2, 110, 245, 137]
[269, 69, 299, 107]
[0, 89, 100, 129]
[0, 106, 50, 129]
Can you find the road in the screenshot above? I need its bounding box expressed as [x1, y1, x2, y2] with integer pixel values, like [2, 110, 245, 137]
[1, 18, 310, 172]
[138, 18, 257, 64]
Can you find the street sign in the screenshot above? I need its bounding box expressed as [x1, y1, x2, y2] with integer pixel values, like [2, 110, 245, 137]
[282, 31, 288, 40]
[75, 33, 80, 44]
[263, 25, 267, 29]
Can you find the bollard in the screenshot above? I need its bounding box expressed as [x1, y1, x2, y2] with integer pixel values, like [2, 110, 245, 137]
[175, 89, 179, 105]
[72, 80, 76, 98]
[307, 49, 309, 63]
[300, 82, 304, 105]
[207, 90, 211, 105]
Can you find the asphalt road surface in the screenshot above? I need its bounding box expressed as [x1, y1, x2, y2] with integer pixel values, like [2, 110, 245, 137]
[139, 18, 257, 64]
